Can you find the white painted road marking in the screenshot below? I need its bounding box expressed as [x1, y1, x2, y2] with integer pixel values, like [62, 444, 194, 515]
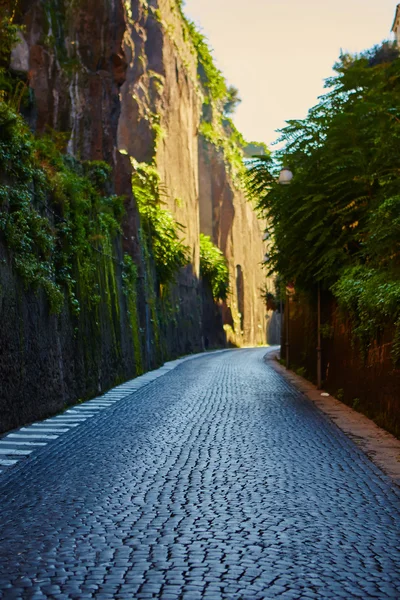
[0, 441, 47, 446]
[89, 400, 115, 404]
[44, 420, 82, 425]
[50, 417, 88, 422]
[7, 433, 59, 440]
[0, 448, 32, 455]
[20, 427, 70, 434]
[32, 422, 79, 428]
[0, 349, 234, 475]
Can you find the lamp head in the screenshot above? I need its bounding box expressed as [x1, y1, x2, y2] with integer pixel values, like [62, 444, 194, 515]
[278, 167, 293, 185]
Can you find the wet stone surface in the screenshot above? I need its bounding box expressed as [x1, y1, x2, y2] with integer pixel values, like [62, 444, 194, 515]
[0, 348, 400, 599]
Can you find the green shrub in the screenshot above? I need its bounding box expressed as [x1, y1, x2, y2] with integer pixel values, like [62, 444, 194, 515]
[199, 233, 229, 301]
[336, 388, 345, 401]
[332, 266, 400, 363]
[295, 366, 307, 378]
[131, 159, 190, 287]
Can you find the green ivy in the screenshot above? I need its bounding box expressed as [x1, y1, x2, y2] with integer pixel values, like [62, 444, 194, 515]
[199, 233, 229, 301]
[131, 159, 190, 287]
[199, 118, 247, 186]
[0, 6, 19, 65]
[0, 102, 124, 315]
[0, 7, 30, 109]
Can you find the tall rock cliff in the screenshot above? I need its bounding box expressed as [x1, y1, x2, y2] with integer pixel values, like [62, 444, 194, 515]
[0, 0, 269, 432]
[199, 138, 267, 347]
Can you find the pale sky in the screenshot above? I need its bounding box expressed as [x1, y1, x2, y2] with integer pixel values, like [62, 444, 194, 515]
[183, 0, 397, 147]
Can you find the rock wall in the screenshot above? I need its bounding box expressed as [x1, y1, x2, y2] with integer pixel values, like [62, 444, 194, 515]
[0, 238, 138, 432]
[199, 139, 268, 347]
[0, 0, 269, 433]
[115, 0, 203, 354]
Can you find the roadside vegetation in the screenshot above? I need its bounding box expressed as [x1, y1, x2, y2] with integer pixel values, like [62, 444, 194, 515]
[131, 160, 190, 288]
[246, 42, 400, 365]
[199, 234, 229, 301]
[0, 101, 126, 315]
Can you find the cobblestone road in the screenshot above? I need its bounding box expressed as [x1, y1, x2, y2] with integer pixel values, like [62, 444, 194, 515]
[1, 348, 400, 599]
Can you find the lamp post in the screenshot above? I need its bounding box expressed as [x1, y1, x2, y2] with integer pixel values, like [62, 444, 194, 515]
[317, 282, 322, 389]
[279, 278, 284, 357]
[278, 166, 323, 386]
[278, 167, 293, 369]
[285, 285, 290, 369]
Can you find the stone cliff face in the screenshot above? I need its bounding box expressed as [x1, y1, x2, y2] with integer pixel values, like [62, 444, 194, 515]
[16, 0, 126, 161]
[199, 138, 267, 347]
[0, 0, 269, 432]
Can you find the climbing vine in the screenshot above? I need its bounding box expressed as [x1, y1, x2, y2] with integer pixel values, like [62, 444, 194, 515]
[0, 102, 124, 314]
[199, 233, 229, 301]
[131, 159, 190, 288]
[121, 254, 143, 374]
[0, 4, 31, 111]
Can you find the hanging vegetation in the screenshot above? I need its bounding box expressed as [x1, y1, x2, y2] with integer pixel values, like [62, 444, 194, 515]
[131, 159, 190, 288]
[199, 233, 229, 301]
[0, 102, 126, 314]
[246, 43, 400, 363]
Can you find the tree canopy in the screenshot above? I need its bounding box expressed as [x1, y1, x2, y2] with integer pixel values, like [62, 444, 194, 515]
[246, 43, 400, 361]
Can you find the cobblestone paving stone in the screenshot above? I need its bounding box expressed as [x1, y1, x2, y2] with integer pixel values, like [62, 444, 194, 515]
[1, 348, 400, 599]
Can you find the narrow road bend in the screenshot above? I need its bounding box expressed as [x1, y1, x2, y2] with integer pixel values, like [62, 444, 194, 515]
[0, 348, 400, 599]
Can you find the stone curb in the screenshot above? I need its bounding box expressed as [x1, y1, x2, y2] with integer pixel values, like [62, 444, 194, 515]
[265, 350, 400, 487]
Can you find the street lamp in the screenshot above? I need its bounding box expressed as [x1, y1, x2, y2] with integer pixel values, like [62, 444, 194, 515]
[278, 167, 293, 369]
[316, 283, 322, 389]
[278, 166, 293, 185]
[278, 166, 322, 388]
